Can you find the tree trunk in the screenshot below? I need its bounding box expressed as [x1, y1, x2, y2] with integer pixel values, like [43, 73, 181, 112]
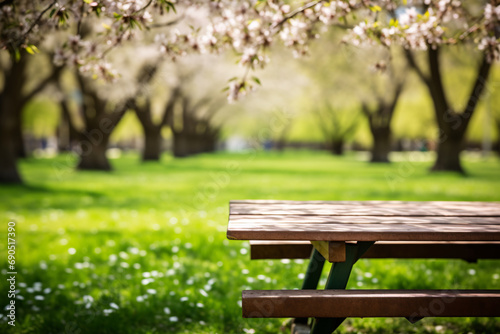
[274, 139, 286, 151]
[9, 56, 28, 159]
[173, 132, 191, 157]
[57, 109, 71, 152]
[143, 129, 162, 161]
[497, 138, 500, 158]
[0, 95, 22, 183]
[14, 111, 26, 158]
[74, 72, 132, 171]
[331, 139, 344, 155]
[77, 136, 112, 170]
[407, 48, 491, 173]
[495, 118, 500, 158]
[431, 133, 464, 173]
[0, 54, 28, 183]
[204, 133, 217, 153]
[370, 127, 391, 163]
[173, 132, 217, 157]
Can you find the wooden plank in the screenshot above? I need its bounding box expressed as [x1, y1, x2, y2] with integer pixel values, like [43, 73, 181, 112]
[364, 242, 500, 261]
[227, 215, 500, 241]
[242, 290, 500, 318]
[249, 241, 500, 261]
[230, 200, 500, 217]
[250, 241, 314, 260]
[311, 241, 346, 262]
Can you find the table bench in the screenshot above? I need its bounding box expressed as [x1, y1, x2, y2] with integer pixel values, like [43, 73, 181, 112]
[227, 200, 500, 334]
[250, 240, 500, 262]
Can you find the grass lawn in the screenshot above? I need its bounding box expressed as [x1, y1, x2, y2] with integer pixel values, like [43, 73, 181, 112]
[1, 150, 500, 333]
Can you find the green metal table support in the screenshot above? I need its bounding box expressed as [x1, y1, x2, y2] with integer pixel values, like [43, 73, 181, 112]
[294, 248, 326, 325]
[310, 241, 375, 334]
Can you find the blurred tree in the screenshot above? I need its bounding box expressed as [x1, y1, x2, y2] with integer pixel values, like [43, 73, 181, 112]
[57, 97, 82, 152]
[271, 108, 293, 151]
[131, 61, 227, 160]
[361, 76, 405, 163]
[0, 52, 62, 183]
[300, 30, 405, 159]
[172, 90, 224, 157]
[405, 47, 492, 173]
[315, 103, 358, 155]
[75, 73, 133, 170]
[57, 72, 134, 170]
[133, 80, 180, 161]
[495, 115, 500, 157]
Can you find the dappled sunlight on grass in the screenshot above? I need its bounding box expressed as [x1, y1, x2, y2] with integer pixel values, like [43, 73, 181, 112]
[1, 151, 500, 333]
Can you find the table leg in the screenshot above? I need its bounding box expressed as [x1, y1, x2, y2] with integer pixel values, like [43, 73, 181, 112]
[311, 242, 374, 334]
[294, 248, 326, 326]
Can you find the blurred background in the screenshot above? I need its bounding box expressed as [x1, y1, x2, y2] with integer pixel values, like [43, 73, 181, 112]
[8, 32, 500, 163]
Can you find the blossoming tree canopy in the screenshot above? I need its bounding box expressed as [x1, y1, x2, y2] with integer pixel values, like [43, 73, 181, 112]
[2, 1, 497, 91]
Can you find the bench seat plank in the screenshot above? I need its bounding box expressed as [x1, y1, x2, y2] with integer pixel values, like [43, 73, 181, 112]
[242, 290, 500, 318]
[249, 241, 500, 261]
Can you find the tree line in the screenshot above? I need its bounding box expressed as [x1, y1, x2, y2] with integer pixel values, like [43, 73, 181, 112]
[1, 1, 499, 184]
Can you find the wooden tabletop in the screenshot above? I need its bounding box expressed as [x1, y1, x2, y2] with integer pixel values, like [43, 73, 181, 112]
[227, 200, 500, 242]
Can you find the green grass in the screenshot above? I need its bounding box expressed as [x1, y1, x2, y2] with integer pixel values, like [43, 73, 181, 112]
[1, 150, 500, 334]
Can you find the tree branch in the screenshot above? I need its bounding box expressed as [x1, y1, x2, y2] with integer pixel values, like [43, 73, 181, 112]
[330, 23, 354, 30]
[160, 86, 180, 127]
[60, 97, 82, 140]
[134, 0, 154, 14]
[149, 16, 184, 29]
[22, 64, 63, 103]
[20, 0, 58, 45]
[339, 113, 359, 138]
[76, 71, 91, 97]
[55, 69, 83, 139]
[427, 47, 450, 123]
[326, 103, 340, 133]
[136, 62, 159, 87]
[459, 53, 492, 132]
[191, 96, 211, 114]
[387, 78, 405, 120]
[132, 98, 154, 128]
[404, 49, 430, 85]
[76, 72, 107, 129]
[361, 101, 373, 119]
[76, 1, 86, 36]
[180, 94, 193, 132]
[313, 108, 330, 139]
[203, 97, 226, 123]
[108, 97, 134, 129]
[271, 1, 323, 30]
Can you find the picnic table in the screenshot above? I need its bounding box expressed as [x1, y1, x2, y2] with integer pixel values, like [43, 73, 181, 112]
[226, 200, 500, 334]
